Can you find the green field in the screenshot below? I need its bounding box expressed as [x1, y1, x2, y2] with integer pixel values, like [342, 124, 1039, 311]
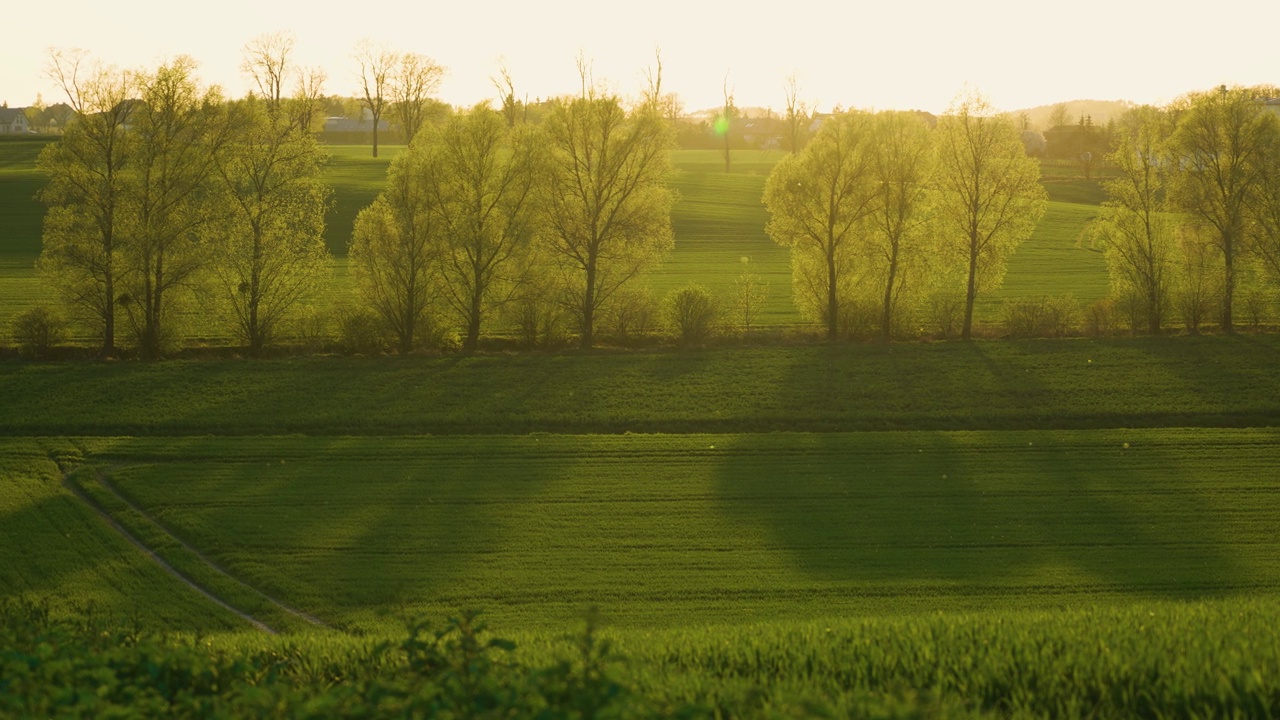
[33, 428, 1274, 632]
[5, 135, 1280, 716]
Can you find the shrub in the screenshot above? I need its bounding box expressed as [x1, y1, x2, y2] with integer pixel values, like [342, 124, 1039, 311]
[664, 284, 719, 347]
[925, 292, 965, 339]
[1083, 298, 1115, 337]
[1002, 295, 1080, 338]
[606, 287, 658, 344]
[336, 307, 389, 355]
[11, 306, 68, 359]
[836, 297, 879, 341]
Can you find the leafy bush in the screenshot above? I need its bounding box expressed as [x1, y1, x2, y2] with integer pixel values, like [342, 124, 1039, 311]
[10, 305, 68, 359]
[0, 601, 656, 718]
[1002, 295, 1080, 338]
[664, 284, 719, 347]
[336, 306, 389, 355]
[1083, 298, 1115, 337]
[925, 292, 965, 339]
[836, 297, 880, 340]
[605, 286, 658, 344]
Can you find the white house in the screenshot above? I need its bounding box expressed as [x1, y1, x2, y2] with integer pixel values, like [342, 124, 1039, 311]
[0, 107, 30, 134]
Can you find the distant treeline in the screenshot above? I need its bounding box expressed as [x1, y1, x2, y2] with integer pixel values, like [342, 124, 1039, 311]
[12, 42, 1280, 359]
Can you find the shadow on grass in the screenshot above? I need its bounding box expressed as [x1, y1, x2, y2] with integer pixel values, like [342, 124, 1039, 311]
[94, 436, 554, 628]
[713, 429, 1258, 602]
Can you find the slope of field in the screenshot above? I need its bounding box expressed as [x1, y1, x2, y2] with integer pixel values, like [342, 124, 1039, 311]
[0, 438, 241, 628]
[53, 429, 1280, 632]
[1, 335, 1276, 436]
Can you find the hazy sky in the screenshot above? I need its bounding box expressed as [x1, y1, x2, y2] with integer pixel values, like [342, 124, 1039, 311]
[3, 0, 1278, 114]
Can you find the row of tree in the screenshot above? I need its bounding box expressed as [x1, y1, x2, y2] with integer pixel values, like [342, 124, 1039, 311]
[33, 44, 1280, 356]
[38, 53, 331, 358]
[1091, 86, 1280, 336]
[764, 94, 1046, 341]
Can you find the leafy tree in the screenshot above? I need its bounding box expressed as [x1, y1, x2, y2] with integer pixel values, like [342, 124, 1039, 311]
[212, 96, 332, 354]
[868, 111, 933, 340]
[1168, 85, 1280, 333]
[539, 90, 675, 349]
[1093, 106, 1176, 334]
[350, 142, 446, 353]
[118, 58, 230, 358]
[934, 92, 1046, 340]
[763, 111, 878, 340]
[429, 106, 542, 352]
[37, 50, 136, 357]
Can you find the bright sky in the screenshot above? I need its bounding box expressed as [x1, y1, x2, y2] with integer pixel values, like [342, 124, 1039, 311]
[2, 0, 1278, 115]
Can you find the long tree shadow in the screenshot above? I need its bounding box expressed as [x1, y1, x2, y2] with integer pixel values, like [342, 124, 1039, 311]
[93, 436, 556, 630]
[712, 340, 1273, 611]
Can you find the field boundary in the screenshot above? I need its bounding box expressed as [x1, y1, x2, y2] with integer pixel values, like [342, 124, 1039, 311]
[56, 460, 330, 633]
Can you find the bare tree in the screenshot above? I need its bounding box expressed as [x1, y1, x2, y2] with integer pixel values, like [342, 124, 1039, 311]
[291, 66, 326, 133]
[721, 74, 735, 172]
[241, 31, 294, 106]
[783, 72, 811, 154]
[390, 52, 446, 146]
[492, 60, 521, 127]
[354, 39, 395, 158]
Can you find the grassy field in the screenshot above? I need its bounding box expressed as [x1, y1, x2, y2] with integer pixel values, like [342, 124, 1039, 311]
[61, 428, 1279, 632]
[2, 334, 1277, 435]
[1, 139, 1113, 337]
[5, 135, 1280, 716]
[0, 439, 242, 627]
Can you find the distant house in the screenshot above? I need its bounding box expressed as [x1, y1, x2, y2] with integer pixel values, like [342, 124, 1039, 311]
[0, 107, 31, 134]
[322, 116, 389, 133]
[1264, 98, 1280, 118]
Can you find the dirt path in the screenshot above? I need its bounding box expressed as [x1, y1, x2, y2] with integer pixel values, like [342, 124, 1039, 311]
[58, 461, 331, 633]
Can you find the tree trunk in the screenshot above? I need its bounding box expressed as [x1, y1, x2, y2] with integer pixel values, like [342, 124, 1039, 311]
[103, 270, 115, 359]
[581, 259, 596, 350]
[962, 246, 978, 341]
[827, 246, 839, 342]
[372, 113, 380, 159]
[881, 248, 898, 342]
[1147, 286, 1160, 335]
[464, 291, 482, 354]
[1222, 234, 1235, 334]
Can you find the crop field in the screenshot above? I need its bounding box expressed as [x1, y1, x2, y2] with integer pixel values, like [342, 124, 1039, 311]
[5, 134, 1280, 715]
[3, 335, 1279, 435]
[0, 439, 242, 627]
[54, 428, 1277, 632]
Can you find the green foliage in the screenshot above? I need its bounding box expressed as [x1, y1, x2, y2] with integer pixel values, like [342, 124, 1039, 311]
[935, 93, 1048, 339]
[664, 283, 719, 346]
[335, 305, 389, 355]
[10, 305, 67, 358]
[540, 92, 676, 348]
[1001, 294, 1080, 338]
